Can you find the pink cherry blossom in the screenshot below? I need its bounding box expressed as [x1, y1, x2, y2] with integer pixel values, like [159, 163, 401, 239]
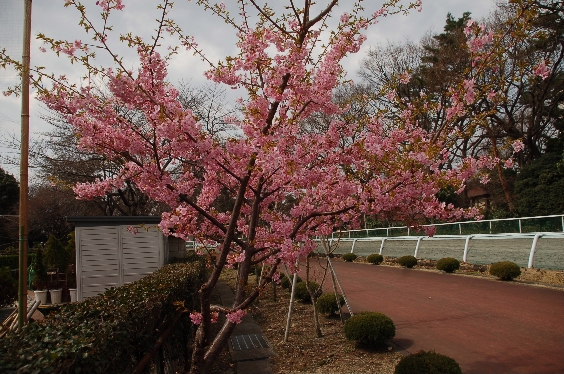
[533, 61, 550, 79]
[512, 140, 525, 153]
[423, 225, 436, 237]
[226, 309, 247, 324]
[190, 312, 203, 325]
[399, 72, 411, 84]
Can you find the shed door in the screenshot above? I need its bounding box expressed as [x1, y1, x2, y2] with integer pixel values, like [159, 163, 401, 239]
[76, 225, 164, 300]
[77, 226, 120, 299]
[121, 225, 163, 285]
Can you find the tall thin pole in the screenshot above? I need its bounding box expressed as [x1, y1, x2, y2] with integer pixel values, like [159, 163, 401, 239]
[18, 0, 33, 330]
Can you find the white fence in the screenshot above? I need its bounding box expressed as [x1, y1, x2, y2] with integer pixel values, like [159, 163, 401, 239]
[322, 232, 564, 270]
[185, 215, 564, 270]
[323, 215, 564, 270]
[330, 214, 564, 239]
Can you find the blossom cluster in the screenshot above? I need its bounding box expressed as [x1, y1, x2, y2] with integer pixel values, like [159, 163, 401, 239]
[226, 309, 247, 325]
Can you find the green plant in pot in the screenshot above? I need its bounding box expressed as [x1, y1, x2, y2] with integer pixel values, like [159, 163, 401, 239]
[31, 246, 49, 304]
[45, 234, 70, 276]
[31, 246, 48, 291]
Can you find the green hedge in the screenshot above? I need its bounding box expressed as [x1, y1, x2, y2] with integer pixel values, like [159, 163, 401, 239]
[0, 254, 34, 270]
[0, 261, 204, 374]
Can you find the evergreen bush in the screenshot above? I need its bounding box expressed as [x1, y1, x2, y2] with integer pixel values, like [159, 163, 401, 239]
[316, 292, 345, 316]
[397, 255, 418, 268]
[394, 350, 462, 374]
[0, 267, 17, 307]
[366, 254, 384, 265]
[0, 254, 34, 270]
[342, 253, 358, 262]
[436, 257, 460, 273]
[344, 311, 396, 347]
[294, 281, 320, 302]
[0, 262, 204, 373]
[489, 261, 521, 281]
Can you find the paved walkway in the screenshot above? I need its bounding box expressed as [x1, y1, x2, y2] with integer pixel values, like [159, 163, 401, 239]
[216, 282, 274, 374]
[309, 261, 563, 374]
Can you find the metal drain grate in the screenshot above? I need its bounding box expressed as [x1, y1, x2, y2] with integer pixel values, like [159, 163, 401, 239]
[230, 334, 270, 351]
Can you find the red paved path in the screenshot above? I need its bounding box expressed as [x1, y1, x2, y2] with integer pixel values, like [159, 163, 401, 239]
[307, 261, 564, 374]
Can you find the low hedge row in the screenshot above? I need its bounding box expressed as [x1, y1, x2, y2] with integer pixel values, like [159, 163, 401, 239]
[0, 254, 34, 270]
[0, 261, 204, 374]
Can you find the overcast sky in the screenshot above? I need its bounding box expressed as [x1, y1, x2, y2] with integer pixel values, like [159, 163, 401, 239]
[0, 0, 498, 177]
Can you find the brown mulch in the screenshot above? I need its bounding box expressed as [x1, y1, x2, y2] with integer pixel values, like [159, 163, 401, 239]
[220, 269, 403, 374]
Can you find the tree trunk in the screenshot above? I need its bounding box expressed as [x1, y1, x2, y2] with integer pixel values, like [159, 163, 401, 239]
[491, 142, 515, 213]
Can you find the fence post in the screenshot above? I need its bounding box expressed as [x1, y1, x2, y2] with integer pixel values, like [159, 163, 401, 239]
[459, 223, 462, 235]
[527, 233, 542, 268]
[463, 235, 472, 262]
[379, 238, 386, 255]
[351, 239, 358, 253]
[519, 219, 522, 233]
[414, 237, 423, 258]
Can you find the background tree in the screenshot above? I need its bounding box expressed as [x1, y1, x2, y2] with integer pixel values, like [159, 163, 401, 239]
[26, 183, 96, 247]
[44, 234, 69, 274]
[0, 167, 19, 252]
[357, 2, 563, 217]
[0, 167, 18, 214]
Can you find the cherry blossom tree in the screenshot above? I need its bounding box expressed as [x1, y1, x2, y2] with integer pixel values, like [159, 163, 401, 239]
[1, 0, 532, 372]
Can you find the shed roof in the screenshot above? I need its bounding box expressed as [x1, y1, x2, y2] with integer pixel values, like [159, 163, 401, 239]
[66, 216, 162, 227]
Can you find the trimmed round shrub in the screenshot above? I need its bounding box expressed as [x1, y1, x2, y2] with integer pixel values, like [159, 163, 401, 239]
[397, 255, 418, 268]
[436, 257, 460, 273]
[0, 266, 17, 307]
[489, 261, 521, 281]
[342, 253, 358, 262]
[316, 293, 345, 316]
[280, 274, 302, 289]
[294, 281, 320, 302]
[344, 311, 395, 347]
[366, 254, 384, 265]
[394, 350, 462, 374]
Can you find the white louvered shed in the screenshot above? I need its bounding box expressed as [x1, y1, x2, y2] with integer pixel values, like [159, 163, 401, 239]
[67, 217, 186, 301]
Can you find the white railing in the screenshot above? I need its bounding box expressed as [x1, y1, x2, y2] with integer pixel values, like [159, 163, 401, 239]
[330, 214, 564, 239]
[183, 215, 564, 269]
[323, 232, 564, 269]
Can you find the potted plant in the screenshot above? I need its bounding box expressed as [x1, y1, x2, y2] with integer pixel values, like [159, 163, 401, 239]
[31, 246, 48, 304]
[67, 267, 77, 302]
[65, 233, 77, 302]
[49, 287, 63, 305]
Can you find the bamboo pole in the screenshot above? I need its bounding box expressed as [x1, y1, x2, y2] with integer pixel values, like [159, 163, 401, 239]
[18, 0, 33, 330]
